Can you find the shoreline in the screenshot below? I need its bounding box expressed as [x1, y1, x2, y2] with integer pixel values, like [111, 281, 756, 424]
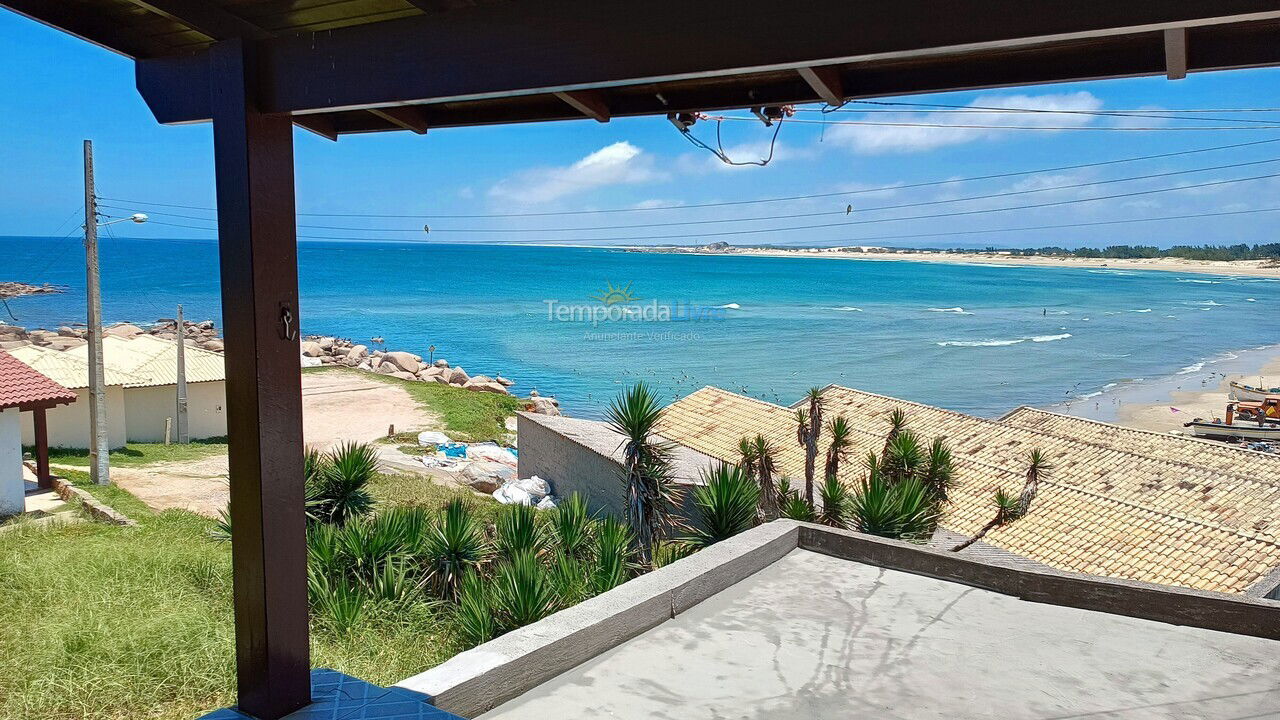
[1056, 344, 1280, 436]
[619, 245, 1280, 278]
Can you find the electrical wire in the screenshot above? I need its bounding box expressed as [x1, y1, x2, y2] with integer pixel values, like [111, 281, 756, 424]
[713, 114, 1280, 131]
[138, 172, 1280, 244]
[98, 155, 1280, 235]
[811, 101, 1280, 125]
[678, 115, 785, 166]
[97, 137, 1280, 220]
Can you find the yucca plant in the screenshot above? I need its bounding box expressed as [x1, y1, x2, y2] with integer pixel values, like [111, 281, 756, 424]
[491, 550, 558, 629]
[683, 463, 759, 550]
[922, 437, 955, 501]
[652, 540, 697, 568]
[308, 571, 365, 635]
[750, 434, 780, 521]
[606, 383, 679, 566]
[549, 494, 594, 559]
[454, 569, 497, 647]
[823, 415, 853, 483]
[421, 498, 489, 601]
[306, 442, 378, 526]
[817, 474, 850, 528]
[590, 516, 633, 594]
[780, 493, 816, 522]
[881, 429, 925, 485]
[882, 408, 908, 456]
[211, 503, 233, 541]
[795, 387, 824, 505]
[953, 448, 1051, 551]
[494, 503, 546, 560]
[738, 437, 758, 480]
[847, 470, 937, 540]
[548, 550, 593, 609]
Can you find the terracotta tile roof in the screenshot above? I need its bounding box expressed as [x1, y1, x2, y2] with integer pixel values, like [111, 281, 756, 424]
[658, 385, 1280, 595]
[0, 349, 77, 410]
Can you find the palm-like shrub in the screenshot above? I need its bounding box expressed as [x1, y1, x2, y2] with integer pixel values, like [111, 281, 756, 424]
[823, 416, 853, 482]
[795, 387, 824, 505]
[953, 448, 1051, 551]
[750, 434, 780, 520]
[683, 464, 759, 550]
[549, 494, 594, 559]
[606, 383, 679, 566]
[306, 442, 378, 526]
[491, 550, 558, 629]
[847, 470, 937, 540]
[421, 499, 489, 600]
[882, 429, 925, 485]
[882, 408, 908, 456]
[923, 437, 955, 501]
[590, 517, 634, 595]
[454, 569, 497, 647]
[817, 474, 850, 527]
[494, 503, 546, 560]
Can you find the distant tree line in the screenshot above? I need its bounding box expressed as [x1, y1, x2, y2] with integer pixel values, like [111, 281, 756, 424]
[966, 243, 1280, 261]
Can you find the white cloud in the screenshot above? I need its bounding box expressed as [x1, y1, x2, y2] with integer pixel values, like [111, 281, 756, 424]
[633, 198, 681, 209]
[488, 141, 665, 204]
[824, 92, 1103, 154]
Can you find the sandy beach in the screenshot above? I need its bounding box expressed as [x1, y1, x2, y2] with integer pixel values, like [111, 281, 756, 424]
[1108, 352, 1280, 435]
[626, 245, 1280, 278]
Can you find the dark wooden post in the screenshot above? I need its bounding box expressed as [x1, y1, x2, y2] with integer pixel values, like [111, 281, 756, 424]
[209, 38, 310, 720]
[33, 406, 50, 489]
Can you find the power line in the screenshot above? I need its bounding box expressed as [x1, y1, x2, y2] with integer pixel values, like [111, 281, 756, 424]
[99, 155, 1280, 234]
[823, 100, 1280, 125]
[98, 137, 1280, 220]
[141, 172, 1280, 244]
[715, 114, 1280, 131]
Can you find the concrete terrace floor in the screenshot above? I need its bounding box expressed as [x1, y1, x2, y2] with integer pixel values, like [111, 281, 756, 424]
[479, 549, 1280, 720]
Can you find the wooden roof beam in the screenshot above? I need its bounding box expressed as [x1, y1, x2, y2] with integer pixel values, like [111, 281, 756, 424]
[367, 106, 430, 134]
[292, 115, 338, 141]
[797, 66, 845, 106]
[1165, 27, 1188, 79]
[553, 90, 611, 122]
[127, 0, 271, 41]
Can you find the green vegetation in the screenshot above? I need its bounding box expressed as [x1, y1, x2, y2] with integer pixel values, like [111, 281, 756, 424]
[311, 367, 522, 442]
[31, 437, 229, 468]
[975, 243, 1280, 261]
[0, 462, 498, 720]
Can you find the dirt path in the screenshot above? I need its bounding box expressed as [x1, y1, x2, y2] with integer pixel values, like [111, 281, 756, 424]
[85, 372, 442, 517]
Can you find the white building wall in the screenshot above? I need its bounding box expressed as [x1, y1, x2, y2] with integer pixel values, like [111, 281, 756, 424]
[123, 381, 226, 442]
[19, 387, 128, 449]
[0, 408, 23, 517]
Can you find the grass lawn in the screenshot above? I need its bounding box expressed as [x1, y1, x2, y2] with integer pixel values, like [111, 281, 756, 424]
[305, 366, 522, 442]
[32, 437, 229, 469]
[0, 469, 490, 720]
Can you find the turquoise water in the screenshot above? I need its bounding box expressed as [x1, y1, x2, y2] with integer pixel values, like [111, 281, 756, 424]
[2, 236, 1277, 418]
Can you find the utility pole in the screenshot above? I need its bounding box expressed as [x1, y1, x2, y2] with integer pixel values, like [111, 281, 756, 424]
[83, 139, 109, 485]
[175, 303, 189, 444]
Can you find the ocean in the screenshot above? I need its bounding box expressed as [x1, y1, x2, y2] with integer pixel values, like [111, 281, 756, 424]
[3, 236, 1277, 419]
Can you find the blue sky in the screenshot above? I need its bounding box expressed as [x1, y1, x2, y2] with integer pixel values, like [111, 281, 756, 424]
[4, 10, 1280, 249]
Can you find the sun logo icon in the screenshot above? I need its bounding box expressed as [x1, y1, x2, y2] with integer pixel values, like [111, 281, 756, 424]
[592, 281, 638, 306]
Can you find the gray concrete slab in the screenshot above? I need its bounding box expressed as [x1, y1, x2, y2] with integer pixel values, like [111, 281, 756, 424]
[479, 549, 1280, 720]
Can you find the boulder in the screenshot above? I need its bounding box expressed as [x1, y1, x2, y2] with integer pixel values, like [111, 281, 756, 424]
[301, 341, 324, 357]
[528, 396, 561, 416]
[446, 366, 470, 385]
[0, 340, 31, 349]
[320, 355, 337, 364]
[433, 359, 449, 368]
[57, 326, 76, 337]
[331, 346, 349, 357]
[469, 374, 493, 384]
[420, 366, 444, 378]
[463, 461, 517, 495]
[344, 344, 368, 366]
[391, 371, 416, 381]
[428, 375, 450, 384]
[28, 330, 55, 345]
[105, 323, 143, 339]
[201, 339, 224, 352]
[376, 361, 398, 375]
[383, 351, 421, 375]
[316, 336, 335, 351]
[465, 380, 509, 395]
[198, 320, 215, 330]
[494, 375, 514, 387]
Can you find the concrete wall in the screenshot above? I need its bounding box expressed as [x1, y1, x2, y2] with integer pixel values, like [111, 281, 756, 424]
[123, 381, 226, 442]
[19, 386, 127, 449]
[0, 408, 22, 517]
[517, 415, 628, 519]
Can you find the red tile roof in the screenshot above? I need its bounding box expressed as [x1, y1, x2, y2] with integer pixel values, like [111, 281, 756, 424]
[0, 349, 77, 410]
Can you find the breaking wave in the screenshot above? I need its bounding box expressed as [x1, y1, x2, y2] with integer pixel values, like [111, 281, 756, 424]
[828, 306, 863, 312]
[715, 303, 741, 310]
[928, 307, 972, 314]
[937, 333, 1071, 348]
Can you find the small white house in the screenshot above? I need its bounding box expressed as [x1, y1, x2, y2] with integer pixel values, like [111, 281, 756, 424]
[0, 349, 77, 517]
[10, 335, 227, 448]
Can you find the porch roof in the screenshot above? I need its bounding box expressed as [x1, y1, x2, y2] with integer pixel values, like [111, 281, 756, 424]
[0, 350, 78, 411]
[8, 2, 1280, 137]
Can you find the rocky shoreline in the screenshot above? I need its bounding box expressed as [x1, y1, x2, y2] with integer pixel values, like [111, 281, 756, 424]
[0, 319, 561, 416]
